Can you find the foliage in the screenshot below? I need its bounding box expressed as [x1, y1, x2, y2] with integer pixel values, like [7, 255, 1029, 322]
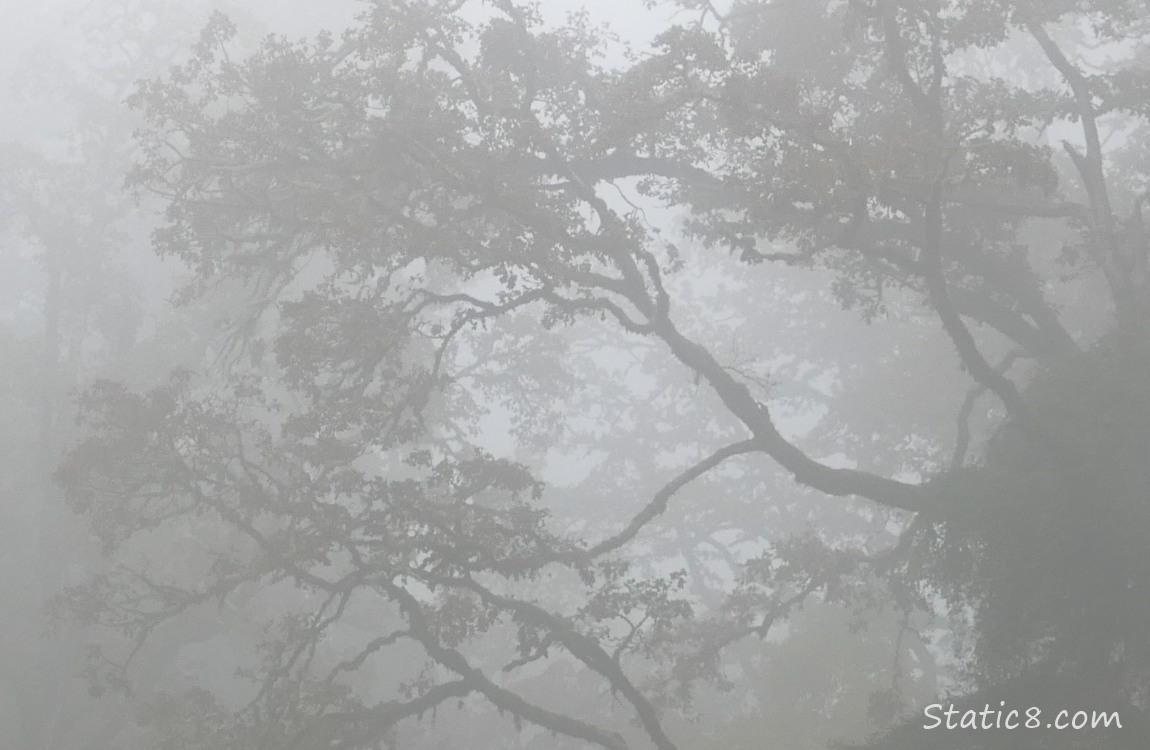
[45, 0, 1150, 748]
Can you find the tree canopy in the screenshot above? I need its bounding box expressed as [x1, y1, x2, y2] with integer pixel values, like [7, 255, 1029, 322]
[36, 0, 1150, 748]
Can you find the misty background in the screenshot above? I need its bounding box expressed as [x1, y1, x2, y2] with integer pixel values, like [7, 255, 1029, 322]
[1, 1, 1148, 748]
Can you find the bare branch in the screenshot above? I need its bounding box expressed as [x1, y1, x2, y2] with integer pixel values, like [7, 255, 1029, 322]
[556, 439, 762, 563]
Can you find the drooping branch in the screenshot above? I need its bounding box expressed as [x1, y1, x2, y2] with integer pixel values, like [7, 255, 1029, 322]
[650, 317, 936, 515]
[380, 580, 633, 750]
[287, 678, 475, 750]
[436, 576, 681, 750]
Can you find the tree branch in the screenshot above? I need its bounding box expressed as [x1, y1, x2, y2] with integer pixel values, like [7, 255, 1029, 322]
[380, 580, 633, 750]
[650, 318, 935, 514]
[555, 439, 762, 563]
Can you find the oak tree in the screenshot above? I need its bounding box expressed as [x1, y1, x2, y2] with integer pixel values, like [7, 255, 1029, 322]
[56, 1, 1150, 748]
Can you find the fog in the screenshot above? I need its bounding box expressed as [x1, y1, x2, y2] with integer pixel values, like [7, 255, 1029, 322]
[2, 1, 1149, 748]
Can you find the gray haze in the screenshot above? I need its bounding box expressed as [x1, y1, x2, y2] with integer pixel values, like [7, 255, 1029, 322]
[2, 1, 1149, 749]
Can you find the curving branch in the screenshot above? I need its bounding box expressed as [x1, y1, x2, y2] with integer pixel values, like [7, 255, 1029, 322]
[919, 183, 1031, 420]
[380, 580, 633, 750]
[950, 350, 1026, 471]
[556, 439, 763, 563]
[288, 679, 476, 750]
[650, 317, 936, 515]
[435, 576, 680, 750]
